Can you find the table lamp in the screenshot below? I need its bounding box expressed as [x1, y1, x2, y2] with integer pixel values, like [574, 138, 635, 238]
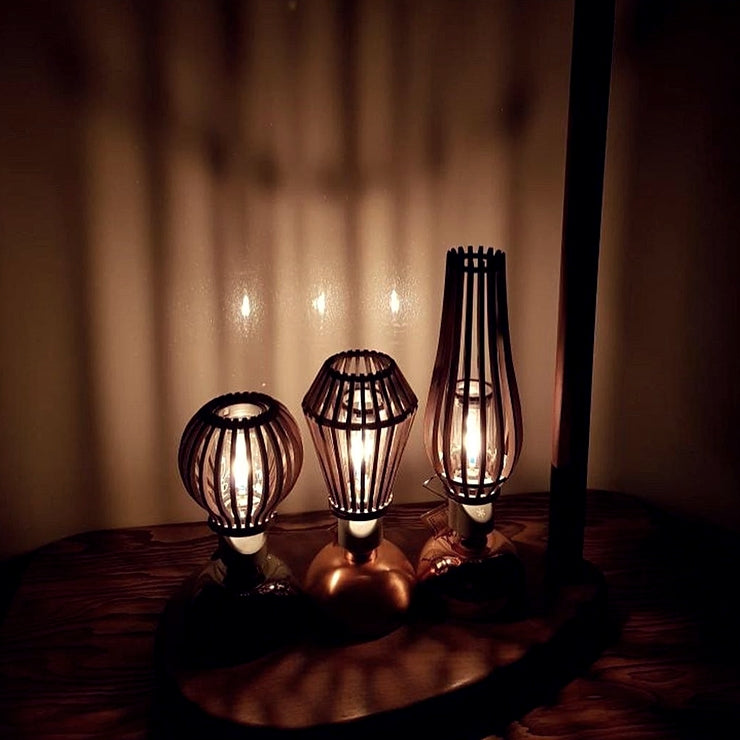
[177, 391, 304, 664]
[302, 349, 417, 639]
[417, 246, 525, 618]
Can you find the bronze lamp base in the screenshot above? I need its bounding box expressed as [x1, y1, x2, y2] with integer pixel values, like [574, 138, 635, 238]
[304, 521, 415, 641]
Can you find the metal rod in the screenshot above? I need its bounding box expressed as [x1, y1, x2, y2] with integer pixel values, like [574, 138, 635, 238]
[548, 0, 615, 583]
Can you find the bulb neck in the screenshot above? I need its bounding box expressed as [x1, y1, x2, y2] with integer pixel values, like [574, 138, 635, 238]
[217, 534, 270, 591]
[448, 500, 495, 549]
[227, 532, 267, 555]
[337, 517, 382, 561]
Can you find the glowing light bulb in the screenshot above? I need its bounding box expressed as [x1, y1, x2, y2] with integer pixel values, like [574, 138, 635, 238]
[449, 380, 496, 485]
[464, 410, 481, 470]
[233, 433, 250, 494]
[240, 293, 252, 318]
[225, 432, 263, 516]
[349, 430, 374, 495]
[389, 289, 400, 316]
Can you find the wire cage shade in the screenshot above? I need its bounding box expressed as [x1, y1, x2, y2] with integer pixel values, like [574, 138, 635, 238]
[302, 350, 417, 520]
[424, 246, 523, 504]
[178, 392, 303, 536]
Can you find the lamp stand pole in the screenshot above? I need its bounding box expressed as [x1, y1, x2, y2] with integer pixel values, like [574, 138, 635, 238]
[548, 0, 615, 584]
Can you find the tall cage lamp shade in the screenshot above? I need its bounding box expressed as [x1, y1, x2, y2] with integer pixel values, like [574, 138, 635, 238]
[176, 391, 304, 664]
[417, 246, 526, 617]
[302, 350, 418, 639]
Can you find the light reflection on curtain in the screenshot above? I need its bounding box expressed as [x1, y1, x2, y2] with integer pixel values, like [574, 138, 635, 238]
[0, 0, 573, 556]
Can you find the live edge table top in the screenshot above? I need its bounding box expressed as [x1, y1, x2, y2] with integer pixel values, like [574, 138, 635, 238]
[1, 491, 739, 739]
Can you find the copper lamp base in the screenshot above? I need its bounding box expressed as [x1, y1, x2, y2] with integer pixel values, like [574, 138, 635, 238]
[304, 533, 415, 641]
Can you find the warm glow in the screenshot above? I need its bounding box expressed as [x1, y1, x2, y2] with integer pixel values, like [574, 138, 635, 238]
[240, 293, 252, 318]
[389, 289, 400, 316]
[227, 432, 263, 515]
[464, 410, 481, 470]
[227, 532, 266, 555]
[350, 430, 374, 495]
[347, 519, 378, 538]
[233, 432, 250, 492]
[312, 290, 327, 316]
[449, 381, 497, 486]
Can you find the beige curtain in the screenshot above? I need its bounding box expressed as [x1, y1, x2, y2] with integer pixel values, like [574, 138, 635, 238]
[9, 0, 737, 555]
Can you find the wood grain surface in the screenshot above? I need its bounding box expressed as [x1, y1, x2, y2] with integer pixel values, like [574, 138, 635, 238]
[157, 507, 605, 738]
[1, 492, 738, 739]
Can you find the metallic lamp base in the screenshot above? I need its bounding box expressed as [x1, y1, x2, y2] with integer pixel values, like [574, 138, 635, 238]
[181, 541, 305, 667]
[416, 503, 526, 621]
[304, 536, 415, 641]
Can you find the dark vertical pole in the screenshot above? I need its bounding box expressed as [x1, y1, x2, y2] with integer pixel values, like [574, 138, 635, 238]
[548, 0, 615, 583]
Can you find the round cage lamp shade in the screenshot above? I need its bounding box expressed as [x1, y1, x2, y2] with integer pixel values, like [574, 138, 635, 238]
[424, 247, 523, 505]
[302, 350, 417, 521]
[178, 392, 303, 536]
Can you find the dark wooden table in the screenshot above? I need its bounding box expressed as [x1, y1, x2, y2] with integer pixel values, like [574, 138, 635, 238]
[1, 492, 738, 739]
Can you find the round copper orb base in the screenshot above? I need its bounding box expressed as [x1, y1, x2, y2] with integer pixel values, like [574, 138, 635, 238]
[304, 537, 415, 641]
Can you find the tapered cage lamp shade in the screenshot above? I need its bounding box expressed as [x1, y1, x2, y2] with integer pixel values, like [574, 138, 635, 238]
[302, 350, 417, 521]
[178, 392, 303, 536]
[425, 247, 523, 505]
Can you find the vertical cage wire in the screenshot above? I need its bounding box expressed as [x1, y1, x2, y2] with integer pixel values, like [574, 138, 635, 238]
[178, 392, 303, 535]
[302, 350, 417, 519]
[424, 246, 523, 503]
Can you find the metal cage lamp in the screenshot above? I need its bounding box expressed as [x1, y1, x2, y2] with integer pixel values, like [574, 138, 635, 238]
[302, 349, 418, 639]
[177, 391, 304, 664]
[417, 246, 525, 618]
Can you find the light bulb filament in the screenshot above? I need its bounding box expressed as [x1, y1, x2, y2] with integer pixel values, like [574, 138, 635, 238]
[224, 433, 263, 516]
[464, 411, 481, 471]
[350, 430, 374, 497]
